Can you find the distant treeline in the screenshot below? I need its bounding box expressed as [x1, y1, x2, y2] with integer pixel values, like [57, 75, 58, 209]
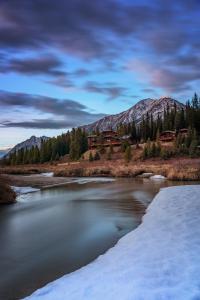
[4, 128, 88, 165]
[2, 93, 200, 165]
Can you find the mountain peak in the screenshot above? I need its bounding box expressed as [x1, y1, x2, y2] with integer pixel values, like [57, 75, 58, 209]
[6, 135, 49, 157]
[83, 97, 185, 132]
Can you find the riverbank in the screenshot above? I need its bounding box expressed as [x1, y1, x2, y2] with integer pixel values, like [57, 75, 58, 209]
[25, 185, 200, 300]
[0, 177, 153, 299]
[1, 157, 200, 181]
[0, 176, 16, 204]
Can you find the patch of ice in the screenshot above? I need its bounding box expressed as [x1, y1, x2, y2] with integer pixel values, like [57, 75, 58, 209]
[40, 172, 54, 177]
[25, 185, 200, 300]
[150, 174, 166, 180]
[11, 186, 40, 195]
[72, 177, 116, 184]
[32, 172, 54, 177]
[138, 172, 153, 178]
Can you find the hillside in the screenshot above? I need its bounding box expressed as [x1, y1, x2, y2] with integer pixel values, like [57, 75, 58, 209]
[83, 97, 185, 132]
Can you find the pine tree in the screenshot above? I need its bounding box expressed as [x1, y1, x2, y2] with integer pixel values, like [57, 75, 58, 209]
[142, 145, 148, 159]
[89, 152, 93, 162]
[124, 145, 132, 163]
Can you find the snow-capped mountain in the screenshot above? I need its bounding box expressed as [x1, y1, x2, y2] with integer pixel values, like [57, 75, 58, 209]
[0, 148, 11, 158]
[83, 97, 185, 132]
[6, 135, 49, 157]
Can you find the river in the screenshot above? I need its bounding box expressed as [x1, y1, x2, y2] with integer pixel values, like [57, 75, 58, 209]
[0, 177, 195, 299]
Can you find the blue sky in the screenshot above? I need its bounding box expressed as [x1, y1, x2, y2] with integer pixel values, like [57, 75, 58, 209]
[0, 0, 199, 148]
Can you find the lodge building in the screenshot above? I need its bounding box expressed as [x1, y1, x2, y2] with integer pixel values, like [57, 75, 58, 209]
[87, 130, 130, 149]
[159, 128, 188, 142]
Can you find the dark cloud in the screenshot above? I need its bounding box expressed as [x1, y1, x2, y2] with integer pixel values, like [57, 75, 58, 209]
[0, 0, 199, 58]
[0, 90, 105, 129]
[2, 119, 74, 129]
[4, 55, 65, 76]
[84, 81, 127, 100]
[0, 0, 199, 93]
[0, 55, 90, 88]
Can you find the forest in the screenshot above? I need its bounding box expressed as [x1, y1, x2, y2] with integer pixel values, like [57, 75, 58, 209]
[3, 93, 200, 165]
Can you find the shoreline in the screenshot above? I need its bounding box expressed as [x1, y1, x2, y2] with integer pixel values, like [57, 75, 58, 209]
[25, 185, 200, 300]
[1, 157, 200, 182]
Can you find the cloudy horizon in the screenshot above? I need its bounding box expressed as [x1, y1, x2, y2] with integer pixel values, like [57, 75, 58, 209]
[0, 0, 199, 148]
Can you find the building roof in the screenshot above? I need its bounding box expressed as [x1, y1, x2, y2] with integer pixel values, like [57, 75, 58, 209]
[160, 130, 175, 135]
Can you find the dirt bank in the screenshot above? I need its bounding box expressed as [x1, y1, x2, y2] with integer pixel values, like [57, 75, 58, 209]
[0, 176, 16, 204]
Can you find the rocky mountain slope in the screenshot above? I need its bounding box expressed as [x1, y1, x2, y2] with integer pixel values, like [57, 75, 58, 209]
[83, 97, 185, 132]
[6, 136, 49, 157]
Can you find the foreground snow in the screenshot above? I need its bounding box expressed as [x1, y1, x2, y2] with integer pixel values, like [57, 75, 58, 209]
[11, 186, 40, 195]
[26, 185, 200, 300]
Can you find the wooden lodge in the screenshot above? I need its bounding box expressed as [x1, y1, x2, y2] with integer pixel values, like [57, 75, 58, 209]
[88, 130, 125, 149]
[159, 130, 176, 142]
[159, 128, 189, 142]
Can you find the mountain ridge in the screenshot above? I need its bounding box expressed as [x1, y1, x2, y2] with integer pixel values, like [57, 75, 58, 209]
[5, 135, 49, 158]
[83, 97, 185, 132]
[4, 97, 185, 156]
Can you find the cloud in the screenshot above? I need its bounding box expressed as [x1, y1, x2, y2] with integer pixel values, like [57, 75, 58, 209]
[142, 88, 156, 93]
[0, 55, 91, 88]
[0, 0, 199, 95]
[84, 81, 127, 100]
[127, 58, 199, 93]
[2, 119, 74, 129]
[3, 55, 65, 76]
[0, 0, 198, 60]
[0, 90, 105, 129]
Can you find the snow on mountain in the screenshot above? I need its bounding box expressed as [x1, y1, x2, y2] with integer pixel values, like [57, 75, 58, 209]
[6, 136, 49, 157]
[25, 185, 200, 300]
[83, 97, 185, 132]
[0, 148, 11, 158]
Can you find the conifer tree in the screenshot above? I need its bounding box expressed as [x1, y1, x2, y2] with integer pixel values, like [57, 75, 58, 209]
[89, 152, 93, 162]
[124, 145, 132, 163]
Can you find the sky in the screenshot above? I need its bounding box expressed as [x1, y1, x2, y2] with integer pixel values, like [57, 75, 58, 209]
[0, 0, 199, 148]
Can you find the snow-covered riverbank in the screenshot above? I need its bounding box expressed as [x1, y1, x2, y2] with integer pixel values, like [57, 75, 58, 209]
[26, 185, 200, 300]
[11, 186, 40, 195]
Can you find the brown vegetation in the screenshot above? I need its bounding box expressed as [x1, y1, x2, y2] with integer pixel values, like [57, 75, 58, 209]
[0, 176, 16, 204]
[0, 147, 200, 182]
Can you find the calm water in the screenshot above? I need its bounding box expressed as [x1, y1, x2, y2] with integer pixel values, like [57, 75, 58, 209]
[0, 177, 196, 299]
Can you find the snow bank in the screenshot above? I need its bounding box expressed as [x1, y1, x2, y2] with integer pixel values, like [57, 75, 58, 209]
[72, 177, 116, 184]
[25, 185, 200, 300]
[11, 186, 40, 195]
[150, 174, 166, 180]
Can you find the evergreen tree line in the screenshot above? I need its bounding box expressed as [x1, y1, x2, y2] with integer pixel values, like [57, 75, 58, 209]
[143, 128, 200, 160]
[116, 93, 200, 142]
[5, 128, 88, 165]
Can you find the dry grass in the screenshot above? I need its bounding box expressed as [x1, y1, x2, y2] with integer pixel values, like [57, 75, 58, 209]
[1, 154, 200, 182]
[54, 157, 200, 181]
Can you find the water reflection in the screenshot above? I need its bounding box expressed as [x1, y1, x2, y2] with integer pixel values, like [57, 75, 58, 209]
[0, 177, 197, 300]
